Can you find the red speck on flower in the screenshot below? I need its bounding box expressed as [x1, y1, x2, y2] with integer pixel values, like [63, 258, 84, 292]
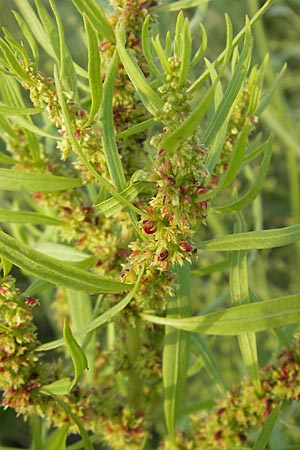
[75, 129, 81, 138]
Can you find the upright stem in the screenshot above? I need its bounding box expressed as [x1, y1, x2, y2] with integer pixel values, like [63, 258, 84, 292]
[125, 322, 142, 406]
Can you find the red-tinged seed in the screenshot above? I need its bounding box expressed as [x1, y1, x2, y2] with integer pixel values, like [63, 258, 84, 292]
[180, 186, 189, 195]
[167, 176, 176, 185]
[199, 201, 208, 209]
[24, 297, 39, 307]
[216, 407, 226, 416]
[214, 430, 223, 441]
[158, 250, 169, 261]
[180, 242, 193, 252]
[183, 196, 192, 203]
[198, 186, 209, 194]
[74, 129, 81, 138]
[211, 176, 218, 186]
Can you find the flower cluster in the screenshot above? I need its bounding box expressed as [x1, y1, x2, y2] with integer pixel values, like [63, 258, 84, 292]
[121, 56, 211, 288]
[159, 342, 300, 449]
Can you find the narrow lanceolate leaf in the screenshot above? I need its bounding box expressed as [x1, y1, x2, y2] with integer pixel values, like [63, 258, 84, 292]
[45, 423, 69, 450]
[94, 181, 148, 217]
[154, 0, 210, 11]
[163, 263, 191, 442]
[0, 168, 81, 192]
[63, 320, 88, 391]
[230, 214, 261, 393]
[115, 22, 163, 115]
[142, 293, 300, 335]
[99, 49, 126, 190]
[252, 403, 282, 450]
[38, 267, 144, 351]
[194, 224, 300, 252]
[215, 135, 273, 213]
[84, 14, 102, 125]
[14, 0, 57, 60]
[0, 229, 132, 294]
[218, 120, 251, 190]
[71, 0, 115, 43]
[203, 21, 252, 146]
[0, 209, 63, 226]
[54, 66, 142, 216]
[0, 104, 44, 115]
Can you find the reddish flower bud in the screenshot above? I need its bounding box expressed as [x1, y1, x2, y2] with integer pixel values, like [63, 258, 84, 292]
[211, 176, 218, 186]
[75, 129, 81, 138]
[198, 186, 209, 195]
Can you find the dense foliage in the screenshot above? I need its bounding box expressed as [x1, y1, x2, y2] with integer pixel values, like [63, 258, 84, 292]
[1, 0, 300, 449]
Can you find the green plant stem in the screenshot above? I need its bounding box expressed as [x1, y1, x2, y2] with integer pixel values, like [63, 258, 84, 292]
[125, 323, 142, 406]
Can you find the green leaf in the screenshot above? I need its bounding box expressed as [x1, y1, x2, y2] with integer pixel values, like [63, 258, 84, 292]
[0, 104, 44, 116]
[230, 214, 261, 393]
[48, 0, 77, 93]
[34, 0, 60, 62]
[34, 242, 90, 262]
[191, 335, 226, 392]
[252, 403, 282, 450]
[189, 0, 274, 92]
[0, 256, 12, 277]
[14, 0, 57, 60]
[40, 377, 71, 396]
[0, 152, 17, 165]
[142, 15, 163, 80]
[115, 22, 163, 115]
[99, 49, 126, 190]
[142, 292, 300, 335]
[70, 0, 115, 43]
[63, 320, 88, 391]
[0, 209, 63, 226]
[163, 263, 191, 441]
[215, 134, 273, 213]
[38, 267, 143, 351]
[154, 0, 210, 12]
[195, 224, 300, 252]
[203, 21, 252, 148]
[45, 424, 69, 450]
[84, 14, 102, 125]
[94, 181, 148, 217]
[0, 168, 81, 192]
[54, 67, 143, 216]
[218, 120, 251, 190]
[13, 11, 39, 64]
[0, 229, 132, 294]
[0, 38, 32, 82]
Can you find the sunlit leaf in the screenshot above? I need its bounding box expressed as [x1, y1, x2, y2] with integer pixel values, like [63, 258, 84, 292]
[142, 292, 300, 335]
[63, 320, 88, 391]
[0, 229, 132, 294]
